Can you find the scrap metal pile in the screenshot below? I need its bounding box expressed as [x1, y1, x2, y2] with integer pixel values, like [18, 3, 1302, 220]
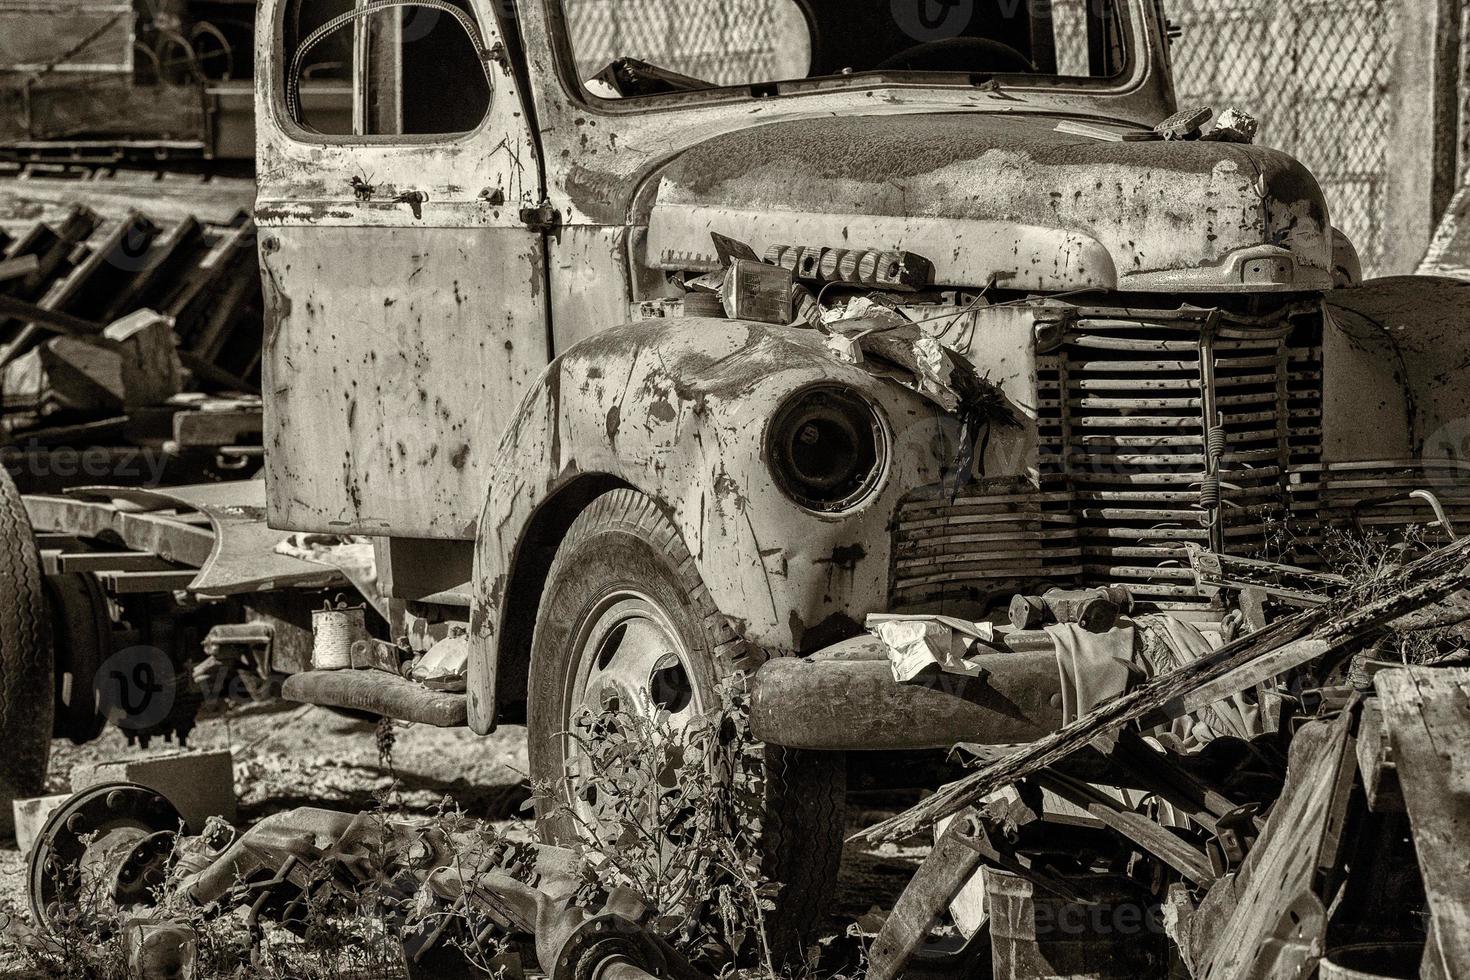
[18, 786, 711, 980]
[851, 534, 1470, 980]
[0, 202, 263, 488]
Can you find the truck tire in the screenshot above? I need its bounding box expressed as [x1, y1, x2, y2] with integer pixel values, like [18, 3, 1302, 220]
[527, 489, 845, 957]
[46, 572, 109, 745]
[0, 466, 53, 838]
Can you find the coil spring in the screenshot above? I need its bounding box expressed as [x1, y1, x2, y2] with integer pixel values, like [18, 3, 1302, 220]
[1206, 425, 1229, 462]
[1198, 476, 1222, 510]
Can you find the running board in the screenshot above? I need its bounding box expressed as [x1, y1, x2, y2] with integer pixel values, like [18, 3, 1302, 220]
[282, 670, 467, 728]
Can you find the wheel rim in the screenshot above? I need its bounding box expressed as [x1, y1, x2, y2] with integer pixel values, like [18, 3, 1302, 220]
[560, 589, 705, 832]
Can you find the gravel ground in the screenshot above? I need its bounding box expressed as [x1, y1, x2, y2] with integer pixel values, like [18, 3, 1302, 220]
[0, 703, 922, 976]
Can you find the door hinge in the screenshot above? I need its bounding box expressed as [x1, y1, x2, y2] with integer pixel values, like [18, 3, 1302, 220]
[520, 200, 562, 234]
[485, 41, 510, 75]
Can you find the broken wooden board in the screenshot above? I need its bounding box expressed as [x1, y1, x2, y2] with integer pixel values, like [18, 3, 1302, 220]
[865, 817, 988, 980]
[1191, 712, 1358, 979]
[0, 176, 254, 237]
[1356, 699, 1403, 813]
[1375, 667, 1470, 980]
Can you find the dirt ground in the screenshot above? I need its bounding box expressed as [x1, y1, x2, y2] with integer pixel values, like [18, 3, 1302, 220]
[0, 703, 923, 970]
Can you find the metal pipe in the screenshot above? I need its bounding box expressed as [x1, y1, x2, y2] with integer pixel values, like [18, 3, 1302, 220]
[750, 637, 1064, 751]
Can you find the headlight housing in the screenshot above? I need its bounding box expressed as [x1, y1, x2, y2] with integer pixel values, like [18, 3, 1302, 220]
[767, 385, 888, 513]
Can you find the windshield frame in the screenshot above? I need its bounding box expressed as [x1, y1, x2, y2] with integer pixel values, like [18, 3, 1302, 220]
[541, 0, 1152, 114]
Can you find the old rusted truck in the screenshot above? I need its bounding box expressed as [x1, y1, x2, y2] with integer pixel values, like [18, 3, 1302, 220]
[5, 0, 1470, 955]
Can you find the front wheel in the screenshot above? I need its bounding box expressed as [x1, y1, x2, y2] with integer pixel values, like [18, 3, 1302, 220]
[526, 489, 845, 957]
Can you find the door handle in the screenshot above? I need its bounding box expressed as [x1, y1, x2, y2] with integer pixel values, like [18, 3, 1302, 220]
[394, 190, 429, 219]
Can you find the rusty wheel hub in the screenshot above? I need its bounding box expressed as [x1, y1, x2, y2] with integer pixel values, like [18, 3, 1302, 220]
[27, 782, 183, 936]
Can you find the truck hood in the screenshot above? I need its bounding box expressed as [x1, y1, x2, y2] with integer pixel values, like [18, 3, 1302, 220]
[647, 112, 1334, 293]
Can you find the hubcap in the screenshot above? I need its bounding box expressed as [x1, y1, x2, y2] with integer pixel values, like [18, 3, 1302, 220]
[561, 591, 703, 830]
[568, 593, 700, 727]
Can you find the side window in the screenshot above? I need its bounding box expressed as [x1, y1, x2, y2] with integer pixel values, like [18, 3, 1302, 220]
[282, 0, 491, 137]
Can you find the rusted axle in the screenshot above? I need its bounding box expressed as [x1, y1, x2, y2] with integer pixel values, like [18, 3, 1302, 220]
[749, 636, 1064, 751]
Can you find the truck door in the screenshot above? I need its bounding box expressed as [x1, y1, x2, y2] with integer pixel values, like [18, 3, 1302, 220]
[255, 0, 547, 540]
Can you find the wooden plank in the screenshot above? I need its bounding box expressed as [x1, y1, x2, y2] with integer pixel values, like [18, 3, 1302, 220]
[115, 512, 214, 567]
[32, 532, 82, 549]
[0, 254, 39, 283]
[2, 210, 160, 362]
[1356, 699, 1403, 813]
[22, 495, 214, 568]
[1376, 667, 1470, 979]
[165, 215, 254, 342]
[12, 205, 98, 301]
[865, 818, 988, 980]
[57, 551, 172, 573]
[97, 216, 205, 323]
[39, 210, 159, 322]
[23, 494, 122, 538]
[1192, 713, 1358, 979]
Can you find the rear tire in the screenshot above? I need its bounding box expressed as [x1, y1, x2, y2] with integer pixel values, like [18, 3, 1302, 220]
[527, 489, 845, 958]
[0, 466, 53, 838]
[47, 572, 109, 745]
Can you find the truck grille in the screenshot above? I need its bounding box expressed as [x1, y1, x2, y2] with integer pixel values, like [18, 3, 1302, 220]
[892, 306, 1324, 614]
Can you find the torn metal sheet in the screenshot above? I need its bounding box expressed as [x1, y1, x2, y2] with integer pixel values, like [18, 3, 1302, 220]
[865, 613, 996, 682]
[48, 481, 344, 595]
[1327, 277, 1470, 461]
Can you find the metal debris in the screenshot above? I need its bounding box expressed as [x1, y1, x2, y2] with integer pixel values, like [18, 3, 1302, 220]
[1154, 105, 1214, 141]
[27, 790, 711, 980]
[1203, 106, 1260, 144]
[865, 613, 997, 682]
[850, 534, 1470, 979]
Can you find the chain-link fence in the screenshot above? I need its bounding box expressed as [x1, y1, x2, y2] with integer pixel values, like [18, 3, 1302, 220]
[1167, 0, 1401, 276]
[563, 0, 797, 86]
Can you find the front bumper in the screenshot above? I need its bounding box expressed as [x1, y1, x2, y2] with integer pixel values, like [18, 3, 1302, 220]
[749, 634, 1064, 751]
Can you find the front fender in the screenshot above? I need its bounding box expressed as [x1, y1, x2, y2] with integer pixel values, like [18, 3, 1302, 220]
[1326, 277, 1470, 460]
[467, 317, 951, 732]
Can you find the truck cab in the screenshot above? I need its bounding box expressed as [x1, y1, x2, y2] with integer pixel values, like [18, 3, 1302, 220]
[251, 0, 1470, 945]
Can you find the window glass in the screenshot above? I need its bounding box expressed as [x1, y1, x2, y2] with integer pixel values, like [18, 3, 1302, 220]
[282, 0, 491, 136]
[560, 0, 1128, 98]
[565, 0, 812, 94]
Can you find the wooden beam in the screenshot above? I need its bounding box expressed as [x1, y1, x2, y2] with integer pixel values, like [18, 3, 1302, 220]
[172, 407, 262, 449]
[1356, 699, 1403, 813]
[22, 495, 213, 568]
[865, 817, 988, 980]
[1192, 714, 1358, 978]
[1037, 770, 1215, 886]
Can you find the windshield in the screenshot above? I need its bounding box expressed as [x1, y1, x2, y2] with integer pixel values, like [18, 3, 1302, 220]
[560, 0, 1131, 99]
